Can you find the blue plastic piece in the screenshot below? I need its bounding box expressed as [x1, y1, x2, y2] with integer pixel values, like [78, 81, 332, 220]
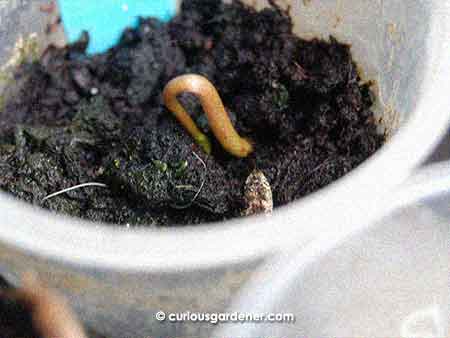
[58, 0, 177, 54]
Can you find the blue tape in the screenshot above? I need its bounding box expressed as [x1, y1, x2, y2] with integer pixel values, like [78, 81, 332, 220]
[58, 0, 177, 54]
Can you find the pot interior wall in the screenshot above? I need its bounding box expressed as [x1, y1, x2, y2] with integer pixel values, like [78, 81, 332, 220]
[242, 0, 430, 138]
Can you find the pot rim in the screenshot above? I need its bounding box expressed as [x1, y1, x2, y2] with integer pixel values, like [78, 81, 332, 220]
[215, 160, 450, 337]
[0, 3, 449, 273]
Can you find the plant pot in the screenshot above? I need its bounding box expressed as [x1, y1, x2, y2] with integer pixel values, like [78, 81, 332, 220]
[216, 160, 450, 338]
[0, 1, 449, 337]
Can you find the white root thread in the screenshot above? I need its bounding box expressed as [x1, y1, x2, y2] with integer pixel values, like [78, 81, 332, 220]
[42, 183, 108, 202]
[171, 151, 207, 209]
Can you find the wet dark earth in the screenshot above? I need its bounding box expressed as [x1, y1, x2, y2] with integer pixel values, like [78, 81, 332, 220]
[0, 0, 384, 226]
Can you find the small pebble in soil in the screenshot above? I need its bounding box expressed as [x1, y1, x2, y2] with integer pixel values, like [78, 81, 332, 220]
[243, 169, 273, 216]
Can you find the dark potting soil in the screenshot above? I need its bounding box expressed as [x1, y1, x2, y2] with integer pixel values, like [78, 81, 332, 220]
[0, 0, 384, 226]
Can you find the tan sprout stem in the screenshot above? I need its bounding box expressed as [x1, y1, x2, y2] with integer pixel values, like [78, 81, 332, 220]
[163, 74, 254, 158]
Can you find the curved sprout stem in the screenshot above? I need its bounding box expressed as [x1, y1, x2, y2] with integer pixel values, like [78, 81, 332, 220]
[163, 74, 254, 158]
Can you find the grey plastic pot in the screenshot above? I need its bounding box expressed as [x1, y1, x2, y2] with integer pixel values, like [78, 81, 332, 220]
[0, 1, 449, 338]
[216, 161, 450, 338]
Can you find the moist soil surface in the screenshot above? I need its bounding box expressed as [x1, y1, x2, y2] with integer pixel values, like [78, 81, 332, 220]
[0, 0, 384, 227]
